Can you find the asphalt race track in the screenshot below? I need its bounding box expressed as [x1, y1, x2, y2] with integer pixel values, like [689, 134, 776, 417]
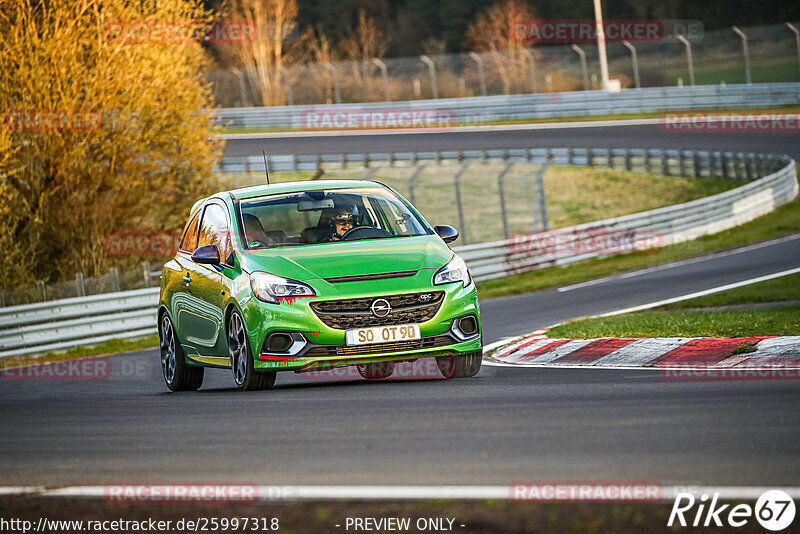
[1, 123, 798, 491]
[1, 235, 798, 488]
[222, 121, 800, 160]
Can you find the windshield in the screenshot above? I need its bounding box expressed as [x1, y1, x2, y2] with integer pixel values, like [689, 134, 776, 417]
[237, 187, 432, 248]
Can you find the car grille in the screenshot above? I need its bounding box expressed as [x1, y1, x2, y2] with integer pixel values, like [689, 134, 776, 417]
[310, 291, 445, 329]
[302, 333, 455, 357]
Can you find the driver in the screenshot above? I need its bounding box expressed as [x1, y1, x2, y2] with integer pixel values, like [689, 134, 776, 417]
[319, 205, 359, 242]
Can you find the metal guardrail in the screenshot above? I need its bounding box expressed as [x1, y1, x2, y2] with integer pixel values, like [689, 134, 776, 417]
[213, 83, 800, 131]
[1, 148, 796, 358]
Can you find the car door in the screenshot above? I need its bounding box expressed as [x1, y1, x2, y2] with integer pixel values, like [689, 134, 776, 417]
[186, 201, 232, 360]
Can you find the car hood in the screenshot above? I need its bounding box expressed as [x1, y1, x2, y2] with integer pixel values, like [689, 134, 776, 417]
[239, 235, 454, 281]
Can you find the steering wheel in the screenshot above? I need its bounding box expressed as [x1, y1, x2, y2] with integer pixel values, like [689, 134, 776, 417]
[341, 226, 392, 241]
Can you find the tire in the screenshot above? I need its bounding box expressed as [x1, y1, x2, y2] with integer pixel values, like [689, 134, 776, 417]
[436, 351, 482, 379]
[356, 361, 395, 380]
[228, 309, 276, 391]
[159, 313, 204, 392]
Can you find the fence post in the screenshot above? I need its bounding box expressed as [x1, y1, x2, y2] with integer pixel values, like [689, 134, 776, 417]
[325, 62, 342, 104]
[570, 44, 590, 91]
[676, 34, 695, 86]
[607, 148, 614, 169]
[142, 261, 150, 287]
[788, 23, 800, 75]
[534, 153, 554, 232]
[372, 59, 391, 102]
[644, 150, 651, 173]
[679, 150, 687, 176]
[732, 27, 752, 84]
[38, 280, 47, 302]
[520, 49, 537, 93]
[693, 151, 701, 178]
[278, 66, 293, 105]
[453, 162, 472, 244]
[407, 164, 426, 205]
[496, 162, 515, 239]
[661, 150, 669, 176]
[420, 55, 438, 99]
[720, 152, 728, 179]
[468, 52, 487, 97]
[622, 40, 641, 89]
[624, 148, 632, 171]
[111, 267, 119, 291]
[76, 272, 85, 297]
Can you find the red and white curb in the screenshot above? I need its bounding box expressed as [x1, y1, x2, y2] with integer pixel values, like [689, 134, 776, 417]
[487, 334, 800, 369]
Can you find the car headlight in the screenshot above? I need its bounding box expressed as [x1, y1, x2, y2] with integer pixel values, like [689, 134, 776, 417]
[432, 254, 471, 287]
[249, 271, 315, 304]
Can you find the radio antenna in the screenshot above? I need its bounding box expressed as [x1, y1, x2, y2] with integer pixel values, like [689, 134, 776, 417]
[263, 150, 270, 185]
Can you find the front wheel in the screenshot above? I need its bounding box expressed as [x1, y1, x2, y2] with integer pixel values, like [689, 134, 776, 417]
[436, 351, 482, 379]
[159, 313, 203, 392]
[228, 310, 276, 391]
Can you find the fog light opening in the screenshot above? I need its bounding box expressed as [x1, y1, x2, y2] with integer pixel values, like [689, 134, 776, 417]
[451, 314, 480, 341]
[266, 333, 294, 352]
[458, 316, 478, 336]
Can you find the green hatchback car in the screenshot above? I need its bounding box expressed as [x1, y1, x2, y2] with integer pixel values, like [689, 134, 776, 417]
[158, 180, 482, 391]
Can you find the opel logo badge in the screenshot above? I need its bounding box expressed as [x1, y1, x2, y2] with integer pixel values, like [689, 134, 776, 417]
[370, 298, 391, 318]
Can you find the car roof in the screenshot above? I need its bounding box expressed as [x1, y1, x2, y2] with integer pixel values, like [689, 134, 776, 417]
[191, 179, 387, 213]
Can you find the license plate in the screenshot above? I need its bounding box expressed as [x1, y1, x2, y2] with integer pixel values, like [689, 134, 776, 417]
[345, 323, 421, 346]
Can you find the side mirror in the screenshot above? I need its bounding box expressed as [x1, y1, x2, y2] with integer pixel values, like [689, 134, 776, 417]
[192, 244, 221, 265]
[434, 225, 459, 243]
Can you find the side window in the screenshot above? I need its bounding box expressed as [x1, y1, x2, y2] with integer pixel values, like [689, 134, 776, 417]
[180, 211, 200, 253]
[197, 203, 232, 263]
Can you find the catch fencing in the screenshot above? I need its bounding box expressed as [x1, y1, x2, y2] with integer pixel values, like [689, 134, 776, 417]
[0, 148, 796, 357]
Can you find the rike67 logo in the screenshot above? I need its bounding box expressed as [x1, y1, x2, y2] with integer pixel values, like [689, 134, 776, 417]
[668, 490, 795, 531]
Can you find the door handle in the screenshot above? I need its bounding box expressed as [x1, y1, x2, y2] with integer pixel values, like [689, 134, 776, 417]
[182, 274, 192, 285]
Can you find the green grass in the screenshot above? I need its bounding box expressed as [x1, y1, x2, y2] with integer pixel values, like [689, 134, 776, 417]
[546, 266, 800, 339]
[659, 273, 800, 309]
[476, 190, 800, 300]
[220, 164, 740, 245]
[546, 306, 800, 338]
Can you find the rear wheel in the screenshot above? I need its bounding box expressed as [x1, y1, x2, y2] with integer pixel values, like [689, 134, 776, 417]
[159, 313, 203, 392]
[356, 361, 395, 379]
[436, 351, 482, 379]
[228, 310, 276, 391]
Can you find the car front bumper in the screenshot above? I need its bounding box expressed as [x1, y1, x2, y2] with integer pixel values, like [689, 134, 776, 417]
[240, 271, 481, 373]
